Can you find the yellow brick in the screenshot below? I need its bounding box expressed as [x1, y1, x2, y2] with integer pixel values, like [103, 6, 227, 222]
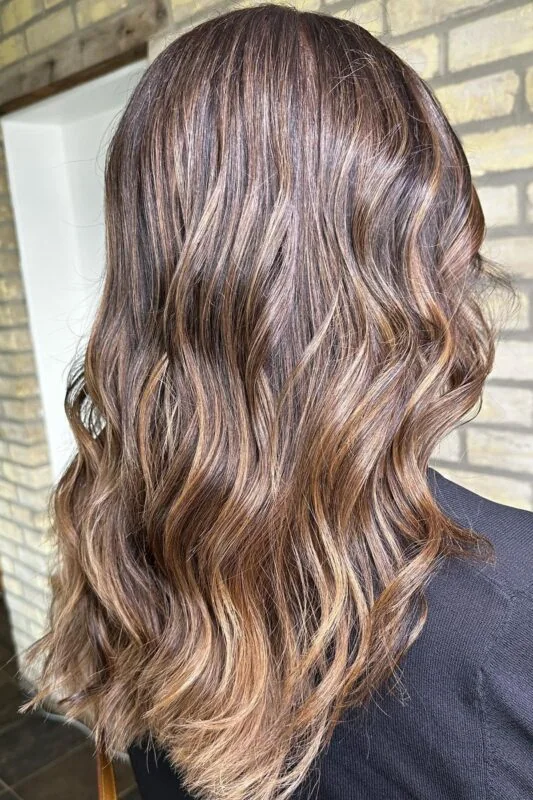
[0, 419, 45, 445]
[3, 574, 23, 596]
[491, 340, 533, 382]
[0, 274, 25, 301]
[476, 385, 533, 427]
[0, 327, 32, 351]
[0, 374, 38, 398]
[476, 185, 518, 228]
[1, 461, 52, 490]
[388, 0, 489, 36]
[527, 183, 533, 224]
[0, 222, 18, 250]
[2, 0, 42, 33]
[390, 33, 440, 80]
[25, 6, 75, 53]
[480, 236, 533, 279]
[467, 428, 533, 475]
[0, 352, 36, 374]
[449, 4, 533, 72]
[16, 484, 51, 510]
[462, 124, 533, 177]
[0, 517, 24, 543]
[428, 465, 532, 510]
[8, 502, 35, 526]
[435, 71, 518, 126]
[334, 1, 383, 35]
[0, 201, 13, 224]
[8, 441, 49, 466]
[0, 301, 28, 326]
[0, 34, 27, 68]
[527, 67, 533, 112]
[0, 478, 17, 501]
[1, 397, 43, 422]
[75, 0, 129, 28]
[0, 252, 21, 275]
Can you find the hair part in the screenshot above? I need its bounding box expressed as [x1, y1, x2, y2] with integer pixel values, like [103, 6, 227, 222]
[22, 5, 515, 800]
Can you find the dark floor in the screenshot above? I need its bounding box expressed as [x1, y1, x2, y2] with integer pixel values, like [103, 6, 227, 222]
[0, 592, 140, 799]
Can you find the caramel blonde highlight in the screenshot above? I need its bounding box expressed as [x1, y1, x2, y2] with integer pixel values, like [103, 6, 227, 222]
[22, 5, 515, 799]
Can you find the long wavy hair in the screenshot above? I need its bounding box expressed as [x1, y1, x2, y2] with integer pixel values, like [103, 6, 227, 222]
[22, 5, 515, 799]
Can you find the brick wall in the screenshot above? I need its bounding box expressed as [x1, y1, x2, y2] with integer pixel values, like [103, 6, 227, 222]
[0, 126, 54, 658]
[0, 0, 531, 672]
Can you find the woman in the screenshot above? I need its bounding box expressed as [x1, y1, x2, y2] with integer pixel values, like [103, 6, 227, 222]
[22, 4, 533, 800]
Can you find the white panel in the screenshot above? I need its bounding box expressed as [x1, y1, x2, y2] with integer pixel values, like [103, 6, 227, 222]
[2, 61, 146, 481]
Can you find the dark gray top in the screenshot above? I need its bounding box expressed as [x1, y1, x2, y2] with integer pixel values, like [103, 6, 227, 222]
[129, 466, 533, 798]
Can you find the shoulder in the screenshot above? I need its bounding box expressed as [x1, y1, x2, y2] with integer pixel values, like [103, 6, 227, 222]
[427, 466, 533, 598]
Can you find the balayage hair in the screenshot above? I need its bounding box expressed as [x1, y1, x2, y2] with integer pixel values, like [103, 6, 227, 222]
[23, 4, 515, 800]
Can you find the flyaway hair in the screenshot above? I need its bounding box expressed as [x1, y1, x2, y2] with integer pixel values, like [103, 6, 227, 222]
[21, 5, 515, 800]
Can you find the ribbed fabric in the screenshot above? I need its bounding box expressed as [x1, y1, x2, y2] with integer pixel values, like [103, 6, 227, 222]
[128, 467, 533, 799]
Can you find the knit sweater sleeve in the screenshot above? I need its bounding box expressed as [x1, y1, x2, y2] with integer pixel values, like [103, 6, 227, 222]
[480, 587, 533, 799]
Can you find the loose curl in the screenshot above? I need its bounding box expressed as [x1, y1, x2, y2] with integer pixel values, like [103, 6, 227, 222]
[22, 5, 515, 800]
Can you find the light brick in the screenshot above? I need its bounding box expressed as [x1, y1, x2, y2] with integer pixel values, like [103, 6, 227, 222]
[2, 574, 22, 596]
[1, 461, 52, 489]
[462, 125, 533, 177]
[0, 553, 14, 574]
[435, 71, 518, 126]
[390, 33, 440, 80]
[0, 301, 28, 326]
[527, 184, 533, 225]
[0, 397, 42, 423]
[480, 236, 533, 280]
[476, 185, 518, 228]
[387, 0, 489, 35]
[467, 427, 533, 474]
[0, 253, 22, 276]
[0, 419, 45, 444]
[0, 327, 32, 352]
[16, 485, 51, 511]
[23, 528, 55, 557]
[0, 518, 24, 543]
[0, 478, 17, 501]
[333, 1, 383, 35]
[8, 502, 35, 527]
[0, 274, 25, 302]
[8, 441, 49, 466]
[25, 7, 75, 53]
[0, 34, 27, 68]
[431, 465, 532, 510]
[8, 592, 47, 624]
[0, 537, 18, 559]
[75, 0, 129, 28]
[0, 375, 38, 399]
[13, 556, 48, 583]
[2, 0, 42, 34]
[0, 352, 35, 375]
[0, 222, 18, 250]
[490, 341, 533, 382]
[0, 202, 13, 224]
[449, 4, 533, 72]
[432, 428, 462, 462]
[475, 385, 533, 427]
[527, 66, 533, 111]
